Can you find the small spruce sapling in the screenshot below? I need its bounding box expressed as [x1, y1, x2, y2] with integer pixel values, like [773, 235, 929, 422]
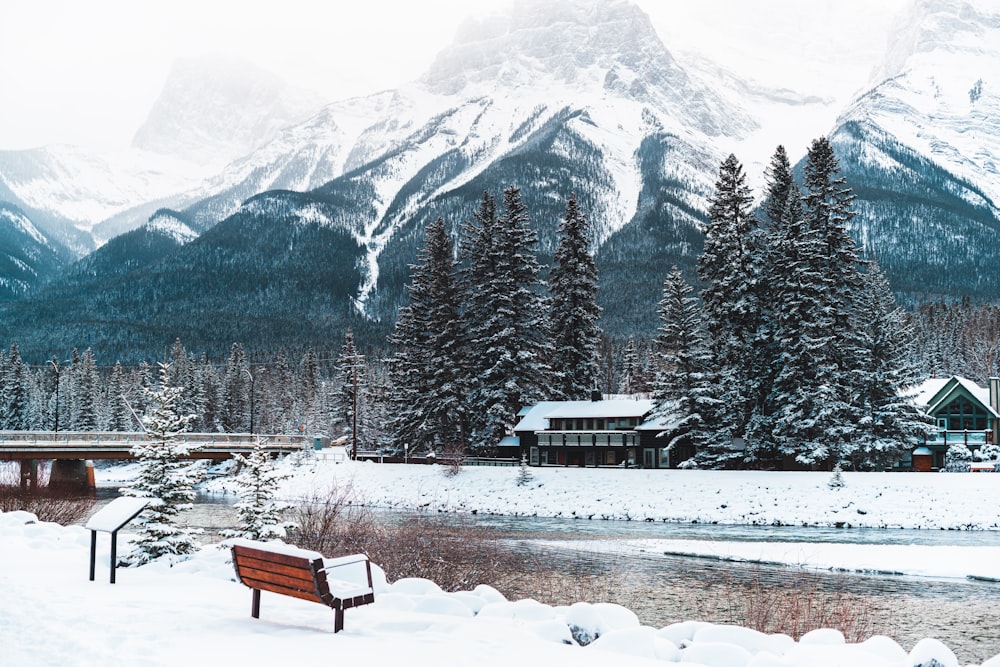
[516, 452, 533, 487]
[828, 463, 846, 489]
[222, 437, 294, 540]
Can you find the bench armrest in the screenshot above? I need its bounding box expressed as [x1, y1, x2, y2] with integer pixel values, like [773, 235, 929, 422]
[323, 554, 369, 568]
[322, 553, 373, 591]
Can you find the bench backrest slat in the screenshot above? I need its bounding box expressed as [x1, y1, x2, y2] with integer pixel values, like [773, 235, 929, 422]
[232, 544, 332, 605]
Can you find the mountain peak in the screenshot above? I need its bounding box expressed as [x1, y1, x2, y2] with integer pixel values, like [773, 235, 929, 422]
[131, 54, 326, 169]
[878, 0, 1000, 81]
[420, 0, 673, 96]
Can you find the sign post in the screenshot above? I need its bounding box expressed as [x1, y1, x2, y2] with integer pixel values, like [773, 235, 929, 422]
[85, 497, 150, 584]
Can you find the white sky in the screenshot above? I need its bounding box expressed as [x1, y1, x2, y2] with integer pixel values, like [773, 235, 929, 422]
[0, 0, 909, 152]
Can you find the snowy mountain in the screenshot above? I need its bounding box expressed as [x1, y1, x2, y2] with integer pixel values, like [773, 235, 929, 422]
[164, 0, 773, 332]
[132, 55, 327, 169]
[0, 55, 328, 253]
[4, 0, 1000, 358]
[0, 202, 67, 298]
[828, 0, 1000, 300]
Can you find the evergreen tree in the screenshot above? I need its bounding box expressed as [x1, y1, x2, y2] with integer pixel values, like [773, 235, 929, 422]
[72, 348, 100, 431]
[119, 363, 200, 565]
[334, 328, 365, 441]
[462, 187, 554, 452]
[651, 268, 722, 467]
[221, 437, 293, 540]
[619, 336, 639, 395]
[221, 342, 249, 432]
[549, 193, 602, 399]
[2, 342, 29, 430]
[850, 261, 932, 469]
[770, 137, 863, 466]
[105, 362, 133, 431]
[744, 146, 797, 461]
[387, 218, 467, 455]
[697, 154, 760, 457]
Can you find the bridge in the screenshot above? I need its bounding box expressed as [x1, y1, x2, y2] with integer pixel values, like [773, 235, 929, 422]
[0, 431, 319, 492]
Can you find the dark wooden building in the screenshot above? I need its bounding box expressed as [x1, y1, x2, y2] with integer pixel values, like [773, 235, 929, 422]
[513, 398, 691, 469]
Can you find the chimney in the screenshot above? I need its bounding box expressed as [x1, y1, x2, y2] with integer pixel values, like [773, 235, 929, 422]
[591, 389, 602, 402]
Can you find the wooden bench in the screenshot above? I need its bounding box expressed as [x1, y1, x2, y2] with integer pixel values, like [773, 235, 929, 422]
[231, 540, 375, 632]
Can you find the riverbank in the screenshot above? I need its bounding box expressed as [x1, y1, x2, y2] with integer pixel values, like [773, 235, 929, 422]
[172, 455, 1000, 531]
[2, 509, 996, 667]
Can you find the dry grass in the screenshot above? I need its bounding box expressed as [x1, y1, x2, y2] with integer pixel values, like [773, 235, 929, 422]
[288, 482, 527, 592]
[0, 464, 97, 525]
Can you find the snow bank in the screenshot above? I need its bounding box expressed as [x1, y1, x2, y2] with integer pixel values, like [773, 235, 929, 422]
[2, 509, 997, 667]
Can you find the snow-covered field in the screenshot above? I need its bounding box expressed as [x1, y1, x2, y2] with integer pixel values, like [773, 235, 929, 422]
[224, 455, 1000, 531]
[4, 459, 997, 666]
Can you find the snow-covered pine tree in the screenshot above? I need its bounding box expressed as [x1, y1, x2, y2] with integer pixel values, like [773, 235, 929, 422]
[221, 437, 293, 540]
[334, 328, 365, 443]
[516, 451, 533, 486]
[770, 137, 863, 466]
[221, 342, 249, 432]
[2, 342, 29, 430]
[549, 193, 602, 399]
[462, 187, 554, 453]
[386, 218, 467, 455]
[71, 348, 100, 431]
[620, 336, 640, 395]
[651, 267, 722, 468]
[850, 261, 933, 469]
[104, 362, 133, 431]
[459, 192, 500, 447]
[744, 146, 795, 461]
[386, 304, 428, 453]
[119, 362, 200, 566]
[828, 463, 846, 488]
[697, 154, 760, 460]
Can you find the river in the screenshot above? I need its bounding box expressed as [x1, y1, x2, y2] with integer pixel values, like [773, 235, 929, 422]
[89, 490, 1000, 663]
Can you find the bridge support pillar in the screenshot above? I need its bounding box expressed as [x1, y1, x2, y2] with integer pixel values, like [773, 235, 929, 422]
[19, 459, 38, 493]
[50, 459, 93, 492]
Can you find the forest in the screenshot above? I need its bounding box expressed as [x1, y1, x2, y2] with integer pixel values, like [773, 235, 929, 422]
[1, 139, 998, 468]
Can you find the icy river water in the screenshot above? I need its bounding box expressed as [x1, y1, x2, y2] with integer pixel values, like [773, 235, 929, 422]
[92, 490, 1000, 663]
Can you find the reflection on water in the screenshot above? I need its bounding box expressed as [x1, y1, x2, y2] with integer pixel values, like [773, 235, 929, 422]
[87, 489, 999, 663]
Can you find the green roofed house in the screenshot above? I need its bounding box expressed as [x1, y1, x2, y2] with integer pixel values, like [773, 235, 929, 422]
[911, 376, 1000, 471]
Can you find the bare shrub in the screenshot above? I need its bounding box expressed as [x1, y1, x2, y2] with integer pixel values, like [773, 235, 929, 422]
[286, 481, 379, 557]
[286, 482, 537, 592]
[719, 567, 890, 642]
[0, 464, 97, 525]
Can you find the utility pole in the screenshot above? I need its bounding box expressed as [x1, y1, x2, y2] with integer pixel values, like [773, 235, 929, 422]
[352, 361, 358, 461]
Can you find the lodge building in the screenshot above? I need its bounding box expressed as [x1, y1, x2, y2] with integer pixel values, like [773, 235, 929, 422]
[512, 397, 695, 469]
[513, 376, 1000, 471]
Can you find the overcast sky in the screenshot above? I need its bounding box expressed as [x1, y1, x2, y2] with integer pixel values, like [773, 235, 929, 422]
[0, 0, 909, 152]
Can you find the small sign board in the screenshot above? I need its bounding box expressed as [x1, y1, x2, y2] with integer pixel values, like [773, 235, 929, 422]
[86, 496, 150, 584]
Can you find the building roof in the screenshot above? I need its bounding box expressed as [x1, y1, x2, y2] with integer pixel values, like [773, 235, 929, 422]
[514, 399, 655, 432]
[912, 375, 1000, 418]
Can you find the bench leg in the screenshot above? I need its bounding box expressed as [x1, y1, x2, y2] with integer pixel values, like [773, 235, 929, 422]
[252, 589, 261, 619]
[334, 607, 344, 633]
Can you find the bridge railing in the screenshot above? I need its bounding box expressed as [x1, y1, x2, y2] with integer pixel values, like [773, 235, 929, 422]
[0, 431, 312, 449]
